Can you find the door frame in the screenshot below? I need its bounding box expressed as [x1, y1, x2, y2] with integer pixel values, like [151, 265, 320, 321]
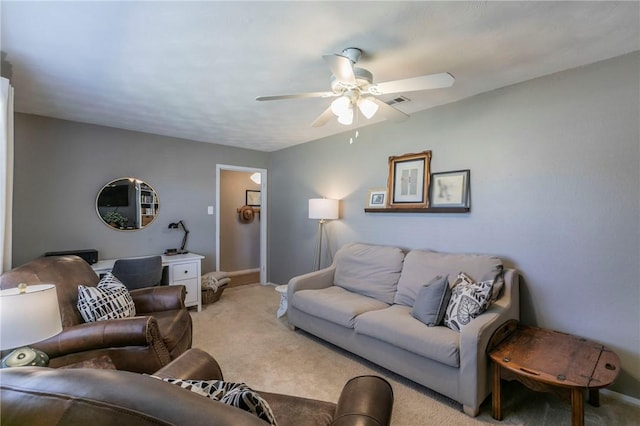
[215, 164, 267, 284]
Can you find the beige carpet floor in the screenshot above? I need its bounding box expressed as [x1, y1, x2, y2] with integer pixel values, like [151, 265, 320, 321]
[191, 284, 639, 425]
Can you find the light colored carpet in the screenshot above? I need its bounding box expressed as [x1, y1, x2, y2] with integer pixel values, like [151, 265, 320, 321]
[191, 284, 639, 425]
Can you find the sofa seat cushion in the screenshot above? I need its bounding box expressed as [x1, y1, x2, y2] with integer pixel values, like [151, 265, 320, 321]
[354, 305, 460, 368]
[153, 309, 192, 352]
[292, 286, 389, 329]
[394, 249, 503, 306]
[333, 243, 405, 304]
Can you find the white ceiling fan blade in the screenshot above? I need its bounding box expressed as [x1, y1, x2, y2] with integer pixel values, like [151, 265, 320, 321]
[323, 54, 356, 85]
[256, 91, 335, 101]
[311, 106, 335, 128]
[373, 72, 455, 95]
[371, 98, 409, 123]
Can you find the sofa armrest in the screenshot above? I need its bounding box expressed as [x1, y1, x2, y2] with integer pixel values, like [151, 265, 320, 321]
[33, 316, 164, 358]
[332, 375, 393, 426]
[130, 285, 186, 313]
[458, 269, 520, 415]
[287, 266, 336, 298]
[153, 348, 224, 381]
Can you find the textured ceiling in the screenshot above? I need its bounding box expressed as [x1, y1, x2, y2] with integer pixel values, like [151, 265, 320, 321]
[1, 1, 638, 152]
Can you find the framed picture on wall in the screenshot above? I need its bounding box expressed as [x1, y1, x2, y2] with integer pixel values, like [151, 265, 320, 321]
[366, 188, 387, 208]
[429, 170, 470, 208]
[246, 190, 261, 207]
[387, 150, 432, 208]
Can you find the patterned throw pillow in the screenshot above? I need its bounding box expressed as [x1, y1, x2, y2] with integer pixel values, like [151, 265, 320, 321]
[443, 272, 494, 332]
[77, 273, 136, 322]
[158, 378, 278, 425]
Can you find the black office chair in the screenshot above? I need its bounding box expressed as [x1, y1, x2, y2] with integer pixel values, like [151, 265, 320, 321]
[111, 256, 165, 290]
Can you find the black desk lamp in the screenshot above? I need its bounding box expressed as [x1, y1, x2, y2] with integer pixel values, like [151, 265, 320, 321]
[167, 221, 189, 254]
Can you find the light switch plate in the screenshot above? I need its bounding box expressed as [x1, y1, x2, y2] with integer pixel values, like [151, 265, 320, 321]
[207, 206, 214, 215]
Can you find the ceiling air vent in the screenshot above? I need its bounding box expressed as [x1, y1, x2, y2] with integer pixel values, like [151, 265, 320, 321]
[385, 96, 410, 106]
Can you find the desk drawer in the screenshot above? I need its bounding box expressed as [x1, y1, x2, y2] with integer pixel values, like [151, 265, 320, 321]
[173, 278, 198, 306]
[172, 262, 198, 281]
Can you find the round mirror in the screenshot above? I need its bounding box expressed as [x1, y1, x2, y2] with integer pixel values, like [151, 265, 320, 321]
[96, 177, 159, 231]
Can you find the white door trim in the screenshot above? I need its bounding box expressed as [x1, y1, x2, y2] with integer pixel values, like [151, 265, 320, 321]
[216, 164, 267, 284]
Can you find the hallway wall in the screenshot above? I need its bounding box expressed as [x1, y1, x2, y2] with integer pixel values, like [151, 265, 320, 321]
[219, 169, 260, 271]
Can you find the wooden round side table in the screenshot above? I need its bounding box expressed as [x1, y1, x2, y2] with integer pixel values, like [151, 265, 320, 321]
[488, 320, 620, 426]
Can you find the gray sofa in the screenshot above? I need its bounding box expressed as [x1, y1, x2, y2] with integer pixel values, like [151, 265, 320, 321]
[287, 242, 520, 416]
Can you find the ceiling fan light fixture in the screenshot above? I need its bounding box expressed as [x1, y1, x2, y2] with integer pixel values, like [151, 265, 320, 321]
[337, 107, 353, 125]
[330, 96, 351, 116]
[358, 97, 378, 119]
[250, 172, 261, 184]
[257, 47, 454, 129]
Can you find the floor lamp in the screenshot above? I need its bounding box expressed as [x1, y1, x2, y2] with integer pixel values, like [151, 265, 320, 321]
[309, 198, 339, 271]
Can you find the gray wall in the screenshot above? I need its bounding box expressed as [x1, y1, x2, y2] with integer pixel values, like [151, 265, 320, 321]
[219, 169, 260, 271]
[12, 114, 269, 273]
[11, 52, 639, 398]
[268, 52, 640, 398]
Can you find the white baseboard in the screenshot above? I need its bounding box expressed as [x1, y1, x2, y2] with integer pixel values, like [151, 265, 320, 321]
[226, 268, 260, 276]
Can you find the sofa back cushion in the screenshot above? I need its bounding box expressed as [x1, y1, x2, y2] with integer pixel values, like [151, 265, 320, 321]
[394, 249, 503, 306]
[334, 243, 405, 304]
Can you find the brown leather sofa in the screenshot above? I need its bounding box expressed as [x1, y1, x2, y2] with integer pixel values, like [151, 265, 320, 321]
[0, 348, 394, 426]
[0, 255, 192, 373]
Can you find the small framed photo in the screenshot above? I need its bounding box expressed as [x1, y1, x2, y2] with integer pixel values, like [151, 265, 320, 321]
[387, 151, 432, 208]
[429, 170, 470, 208]
[366, 188, 387, 208]
[246, 190, 261, 207]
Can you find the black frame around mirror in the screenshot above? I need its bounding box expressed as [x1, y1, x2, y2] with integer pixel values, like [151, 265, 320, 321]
[96, 177, 159, 231]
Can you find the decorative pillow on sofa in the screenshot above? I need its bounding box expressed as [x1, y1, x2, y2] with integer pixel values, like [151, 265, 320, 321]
[458, 268, 506, 303]
[452, 272, 495, 311]
[443, 273, 494, 332]
[77, 272, 136, 322]
[158, 378, 278, 426]
[484, 267, 505, 302]
[410, 275, 451, 327]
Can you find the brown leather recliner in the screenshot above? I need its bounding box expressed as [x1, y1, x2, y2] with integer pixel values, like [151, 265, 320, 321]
[0, 348, 394, 426]
[0, 255, 192, 373]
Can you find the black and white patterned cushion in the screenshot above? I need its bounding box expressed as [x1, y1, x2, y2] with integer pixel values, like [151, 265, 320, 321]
[77, 272, 136, 322]
[443, 272, 494, 332]
[158, 378, 278, 425]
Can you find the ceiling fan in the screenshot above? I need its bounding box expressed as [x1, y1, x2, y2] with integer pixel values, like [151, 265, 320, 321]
[256, 47, 455, 127]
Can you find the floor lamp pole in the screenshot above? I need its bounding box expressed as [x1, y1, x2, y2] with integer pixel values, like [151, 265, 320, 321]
[313, 219, 326, 271]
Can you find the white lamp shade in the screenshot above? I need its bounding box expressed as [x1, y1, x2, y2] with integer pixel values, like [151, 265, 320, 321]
[0, 284, 62, 350]
[308, 198, 339, 220]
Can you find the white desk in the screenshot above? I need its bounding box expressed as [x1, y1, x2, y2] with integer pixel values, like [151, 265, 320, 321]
[92, 253, 204, 312]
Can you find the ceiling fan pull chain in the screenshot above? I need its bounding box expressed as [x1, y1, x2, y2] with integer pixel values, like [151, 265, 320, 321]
[350, 109, 359, 144]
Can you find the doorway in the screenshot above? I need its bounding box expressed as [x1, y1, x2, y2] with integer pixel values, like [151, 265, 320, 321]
[216, 164, 267, 284]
